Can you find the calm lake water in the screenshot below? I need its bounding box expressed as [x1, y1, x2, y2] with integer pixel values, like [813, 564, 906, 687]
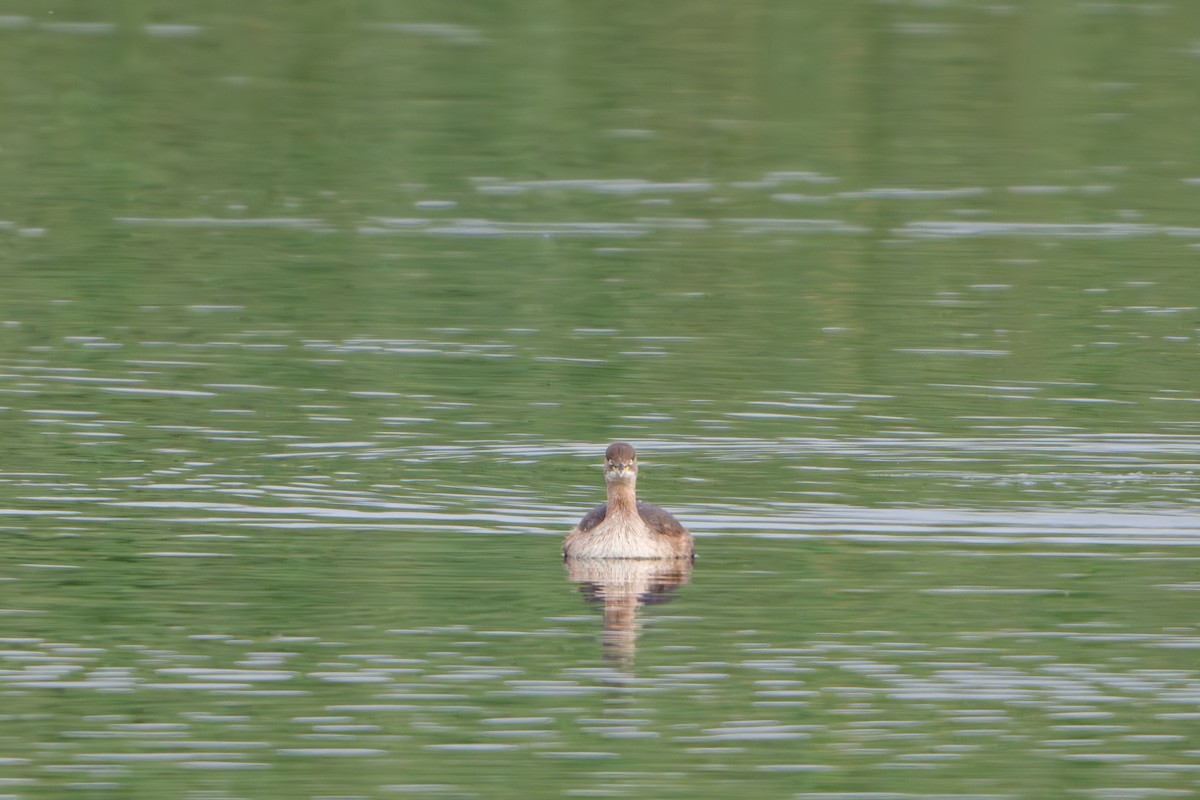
[3, 2, 1200, 798]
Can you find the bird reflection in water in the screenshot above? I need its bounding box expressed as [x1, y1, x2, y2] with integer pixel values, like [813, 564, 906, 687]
[565, 557, 693, 667]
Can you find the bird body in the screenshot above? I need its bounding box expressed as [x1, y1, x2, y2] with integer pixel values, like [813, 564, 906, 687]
[564, 443, 694, 559]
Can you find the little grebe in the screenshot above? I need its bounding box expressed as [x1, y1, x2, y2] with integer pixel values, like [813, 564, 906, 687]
[563, 442, 694, 559]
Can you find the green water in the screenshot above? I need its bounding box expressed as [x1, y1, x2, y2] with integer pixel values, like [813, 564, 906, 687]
[3, 1, 1200, 798]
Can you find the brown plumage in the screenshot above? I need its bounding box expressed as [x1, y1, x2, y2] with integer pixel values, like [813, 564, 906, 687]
[563, 442, 694, 559]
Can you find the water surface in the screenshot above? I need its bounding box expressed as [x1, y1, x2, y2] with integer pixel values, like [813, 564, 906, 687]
[3, 1, 1200, 798]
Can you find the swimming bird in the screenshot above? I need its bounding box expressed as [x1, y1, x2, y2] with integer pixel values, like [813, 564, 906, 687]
[563, 442, 694, 559]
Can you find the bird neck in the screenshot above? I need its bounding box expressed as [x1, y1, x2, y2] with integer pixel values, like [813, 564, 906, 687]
[606, 479, 638, 514]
